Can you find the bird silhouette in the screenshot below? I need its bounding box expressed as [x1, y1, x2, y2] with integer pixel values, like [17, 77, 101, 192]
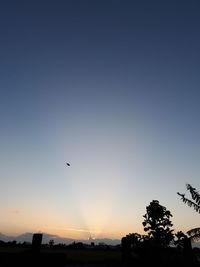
[66, 162, 70, 166]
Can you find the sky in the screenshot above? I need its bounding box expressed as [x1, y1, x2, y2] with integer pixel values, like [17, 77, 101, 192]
[1, 0, 200, 240]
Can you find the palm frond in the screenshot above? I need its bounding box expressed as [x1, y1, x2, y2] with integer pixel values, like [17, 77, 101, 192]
[187, 227, 200, 236]
[177, 192, 200, 213]
[186, 184, 200, 205]
[187, 227, 200, 241]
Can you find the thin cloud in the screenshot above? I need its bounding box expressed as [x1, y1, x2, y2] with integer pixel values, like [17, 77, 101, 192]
[9, 210, 22, 214]
[66, 227, 91, 233]
[46, 226, 98, 234]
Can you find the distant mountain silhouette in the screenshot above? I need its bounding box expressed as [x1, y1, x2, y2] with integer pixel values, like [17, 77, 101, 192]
[0, 233, 14, 242]
[0, 232, 121, 245]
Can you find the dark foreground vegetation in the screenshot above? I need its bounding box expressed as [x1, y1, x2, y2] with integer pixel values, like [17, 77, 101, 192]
[0, 240, 200, 267]
[1, 184, 200, 266]
[0, 242, 121, 267]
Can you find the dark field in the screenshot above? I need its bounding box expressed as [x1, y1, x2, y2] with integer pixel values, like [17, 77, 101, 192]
[0, 247, 122, 266]
[1, 244, 200, 267]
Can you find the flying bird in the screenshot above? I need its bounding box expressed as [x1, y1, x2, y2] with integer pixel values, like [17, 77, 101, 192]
[66, 162, 70, 166]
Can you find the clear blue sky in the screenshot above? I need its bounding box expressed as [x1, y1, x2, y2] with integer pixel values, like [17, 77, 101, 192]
[0, 0, 200, 239]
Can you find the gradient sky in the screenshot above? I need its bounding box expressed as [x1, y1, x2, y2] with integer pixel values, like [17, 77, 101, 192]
[1, 0, 200, 240]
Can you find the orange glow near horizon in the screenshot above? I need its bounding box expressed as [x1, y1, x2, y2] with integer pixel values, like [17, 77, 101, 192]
[1, 205, 200, 240]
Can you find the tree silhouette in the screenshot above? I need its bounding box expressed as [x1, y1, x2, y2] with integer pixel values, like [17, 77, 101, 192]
[177, 184, 200, 241]
[174, 231, 188, 249]
[49, 239, 54, 248]
[123, 233, 143, 247]
[142, 200, 174, 247]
